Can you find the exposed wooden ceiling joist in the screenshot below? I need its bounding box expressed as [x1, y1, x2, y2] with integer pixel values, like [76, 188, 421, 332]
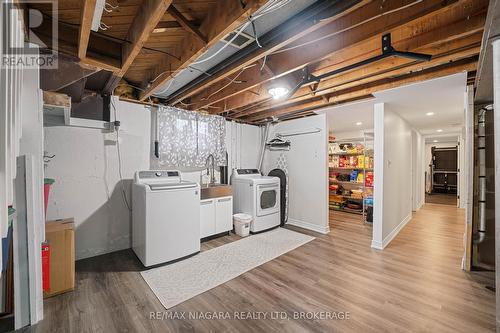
[167, 5, 207, 44]
[139, 0, 270, 101]
[181, 0, 464, 110]
[224, 9, 486, 117]
[167, 0, 371, 105]
[235, 43, 481, 119]
[77, 0, 96, 60]
[118, 0, 173, 77]
[244, 57, 478, 123]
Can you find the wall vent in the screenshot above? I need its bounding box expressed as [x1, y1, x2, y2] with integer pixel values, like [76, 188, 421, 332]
[222, 31, 255, 49]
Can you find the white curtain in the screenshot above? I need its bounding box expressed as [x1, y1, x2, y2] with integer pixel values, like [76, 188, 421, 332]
[158, 106, 226, 168]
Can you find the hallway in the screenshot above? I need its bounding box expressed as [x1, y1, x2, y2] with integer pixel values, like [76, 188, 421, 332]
[31, 204, 495, 332]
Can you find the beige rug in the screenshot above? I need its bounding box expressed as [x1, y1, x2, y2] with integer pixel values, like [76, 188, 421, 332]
[141, 227, 314, 309]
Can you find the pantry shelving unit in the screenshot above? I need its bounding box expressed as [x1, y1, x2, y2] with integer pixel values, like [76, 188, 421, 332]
[328, 133, 374, 223]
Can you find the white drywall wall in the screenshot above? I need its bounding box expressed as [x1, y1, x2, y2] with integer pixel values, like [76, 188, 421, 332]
[411, 130, 425, 211]
[372, 104, 413, 249]
[44, 99, 151, 259]
[263, 114, 329, 234]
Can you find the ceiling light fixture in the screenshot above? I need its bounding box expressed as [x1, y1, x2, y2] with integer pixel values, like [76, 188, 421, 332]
[268, 86, 289, 100]
[436, 129, 443, 132]
[356, 122, 363, 126]
[426, 112, 435, 116]
[433, 140, 439, 143]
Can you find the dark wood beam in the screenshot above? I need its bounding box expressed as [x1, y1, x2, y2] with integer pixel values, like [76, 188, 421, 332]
[243, 57, 478, 122]
[118, 0, 173, 77]
[167, 5, 207, 44]
[173, 0, 454, 108]
[139, 0, 342, 101]
[211, 0, 486, 114]
[230, 32, 484, 118]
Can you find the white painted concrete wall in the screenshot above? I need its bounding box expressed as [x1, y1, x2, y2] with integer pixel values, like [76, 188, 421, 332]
[263, 114, 329, 234]
[45, 103, 261, 259]
[372, 103, 413, 249]
[45, 99, 151, 259]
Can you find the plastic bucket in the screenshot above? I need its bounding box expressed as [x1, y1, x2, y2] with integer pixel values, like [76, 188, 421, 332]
[233, 213, 252, 237]
[44, 178, 55, 218]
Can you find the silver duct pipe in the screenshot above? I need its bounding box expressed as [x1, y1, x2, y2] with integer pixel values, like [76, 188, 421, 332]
[476, 105, 493, 243]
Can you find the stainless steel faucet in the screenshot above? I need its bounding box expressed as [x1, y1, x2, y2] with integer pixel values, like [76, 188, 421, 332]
[205, 154, 216, 185]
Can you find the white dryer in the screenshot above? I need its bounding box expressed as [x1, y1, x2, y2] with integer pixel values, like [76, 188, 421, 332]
[231, 169, 280, 233]
[132, 170, 200, 267]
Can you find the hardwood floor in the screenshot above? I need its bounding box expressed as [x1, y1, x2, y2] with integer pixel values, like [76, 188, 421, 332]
[425, 193, 458, 206]
[26, 204, 495, 332]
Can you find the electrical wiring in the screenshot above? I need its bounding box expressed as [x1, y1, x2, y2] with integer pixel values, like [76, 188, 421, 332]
[190, 0, 291, 66]
[260, 54, 268, 72]
[201, 63, 257, 101]
[110, 93, 132, 212]
[149, 0, 291, 97]
[40, 13, 180, 61]
[271, 0, 422, 55]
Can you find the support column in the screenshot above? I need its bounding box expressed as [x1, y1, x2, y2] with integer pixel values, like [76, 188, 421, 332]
[371, 103, 384, 249]
[492, 38, 500, 332]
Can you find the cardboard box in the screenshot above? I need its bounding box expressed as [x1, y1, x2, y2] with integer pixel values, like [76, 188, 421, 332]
[44, 218, 75, 298]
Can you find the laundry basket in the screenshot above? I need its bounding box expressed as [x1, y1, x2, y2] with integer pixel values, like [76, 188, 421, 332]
[233, 213, 252, 237]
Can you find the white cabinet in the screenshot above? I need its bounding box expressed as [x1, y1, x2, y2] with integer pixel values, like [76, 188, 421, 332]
[215, 196, 233, 233]
[200, 196, 233, 239]
[200, 199, 216, 238]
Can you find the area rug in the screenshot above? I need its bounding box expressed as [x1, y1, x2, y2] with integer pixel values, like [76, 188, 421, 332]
[140, 227, 314, 309]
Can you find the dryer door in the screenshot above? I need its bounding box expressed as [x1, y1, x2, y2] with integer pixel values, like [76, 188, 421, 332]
[256, 183, 280, 217]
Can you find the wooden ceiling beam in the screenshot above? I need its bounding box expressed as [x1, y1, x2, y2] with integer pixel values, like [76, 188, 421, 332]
[118, 0, 173, 77]
[243, 57, 478, 122]
[168, 0, 372, 106]
[78, 0, 96, 60]
[235, 43, 481, 118]
[167, 5, 207, 44]
[229, 26, 485, 118]
[184, 0, 464, 110]
[220, 0, 486, 115]
[139, 0, 269, 101]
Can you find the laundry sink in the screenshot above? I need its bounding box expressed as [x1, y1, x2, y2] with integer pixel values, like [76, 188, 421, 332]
[200, 184, 232, 200]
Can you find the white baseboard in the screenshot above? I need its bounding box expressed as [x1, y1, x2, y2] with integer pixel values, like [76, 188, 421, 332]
[371, 212, 412, 250]
[287, 218, 330, 234]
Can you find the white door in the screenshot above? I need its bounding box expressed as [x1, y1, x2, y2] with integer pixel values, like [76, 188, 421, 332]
[215, 196, 233, 233]
[200, 199, 215, 238]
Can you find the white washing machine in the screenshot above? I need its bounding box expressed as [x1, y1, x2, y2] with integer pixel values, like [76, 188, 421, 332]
[231, 169, 280, 233]
[132, 170, 200, 267]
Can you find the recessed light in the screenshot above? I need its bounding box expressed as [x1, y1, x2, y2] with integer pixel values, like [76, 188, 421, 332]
[426, 112, 435, 116]
[268, 86, 289, 99]
[433, 140, 439, 143]
[356, 122, 363, 126]
[436, 129, 443, 132]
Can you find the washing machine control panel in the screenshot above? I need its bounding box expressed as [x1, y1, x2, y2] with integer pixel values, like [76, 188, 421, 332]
[138, 170, 180, 179]
[235, 169, 260, 175]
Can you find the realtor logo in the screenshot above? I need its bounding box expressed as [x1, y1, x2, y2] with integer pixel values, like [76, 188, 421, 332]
[1, 0, 58, 69]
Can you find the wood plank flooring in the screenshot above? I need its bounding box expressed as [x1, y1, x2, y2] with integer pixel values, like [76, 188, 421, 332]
[25, 204, 495, 332]
[425, 193, 458, 206]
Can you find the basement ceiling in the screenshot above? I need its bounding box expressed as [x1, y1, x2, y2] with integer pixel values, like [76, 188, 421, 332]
[29, 0, 489, 124]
